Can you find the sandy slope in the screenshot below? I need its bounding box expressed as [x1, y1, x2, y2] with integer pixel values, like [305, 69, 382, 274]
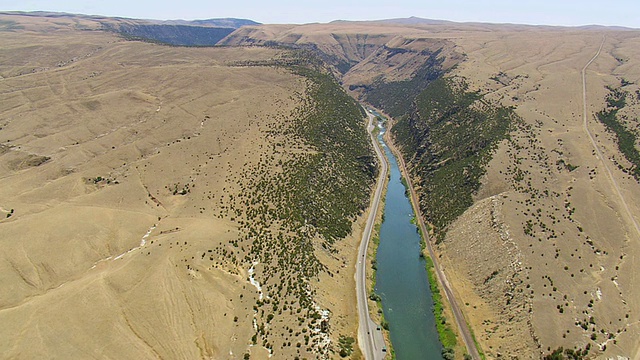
[439, 29, 640, 358]
[0, 15, 365, 359]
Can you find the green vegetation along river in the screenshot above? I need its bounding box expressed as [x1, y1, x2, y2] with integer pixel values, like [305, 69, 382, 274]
[373, 114, 444, 359]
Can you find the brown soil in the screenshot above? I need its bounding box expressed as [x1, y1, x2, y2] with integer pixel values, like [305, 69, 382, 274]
[3, 13, 640, 360]
[0, 14, 362, 359]
[440, 30, 640, 358]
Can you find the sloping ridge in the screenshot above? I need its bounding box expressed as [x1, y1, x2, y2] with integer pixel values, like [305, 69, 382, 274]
[220, 25, 395, 73]
[103, 23, 235, 46]
[157, 18, 260, 28]
[221, 23, 462, 80]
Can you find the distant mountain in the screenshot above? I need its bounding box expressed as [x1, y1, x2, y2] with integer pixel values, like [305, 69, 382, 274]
[157, 18, 260, 29]
[330, 16, 640, 31]
[575, 24, 635, 31]
[330, 16, 454, 26]
[0, 11, 258, 46]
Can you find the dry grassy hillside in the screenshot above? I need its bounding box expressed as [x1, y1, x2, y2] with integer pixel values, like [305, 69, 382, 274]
[386, 28, 639, 359]
[224, 20, 640, 359]
[0, 14, 372, 359]
[425, 29, 640, 359]
[4, 12, 640, 360]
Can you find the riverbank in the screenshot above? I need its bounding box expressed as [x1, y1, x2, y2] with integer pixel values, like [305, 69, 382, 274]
[354, 111, 391, 360]
[380, 111, 480, 360]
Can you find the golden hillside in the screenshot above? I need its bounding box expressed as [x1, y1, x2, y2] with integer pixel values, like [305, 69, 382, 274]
[0, 14, 375, 359]
[2, 11, 640, 360]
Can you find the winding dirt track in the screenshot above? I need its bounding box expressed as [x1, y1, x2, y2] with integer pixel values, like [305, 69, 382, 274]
[581, 37, 640, 240]
[581, 37, 640, 360]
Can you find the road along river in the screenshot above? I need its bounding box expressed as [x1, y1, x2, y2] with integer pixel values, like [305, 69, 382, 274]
[372, 113, 444, 359]
[356, 111, 389, 360]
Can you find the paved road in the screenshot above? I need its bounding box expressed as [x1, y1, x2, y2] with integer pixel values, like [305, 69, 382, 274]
[384, 125, 481, 359]
[356, 110, 388, 360]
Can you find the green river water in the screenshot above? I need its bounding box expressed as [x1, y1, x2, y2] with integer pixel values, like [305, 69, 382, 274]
[373, 117, 444, 359]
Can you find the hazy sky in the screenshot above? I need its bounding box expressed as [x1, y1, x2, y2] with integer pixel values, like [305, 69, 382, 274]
[2, 0, 639, 28]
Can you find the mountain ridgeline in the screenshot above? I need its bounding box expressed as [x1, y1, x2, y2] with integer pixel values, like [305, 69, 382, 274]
[0, 13, 379, 358]
[157, 18, 259, 28]
[103, 23, 236, 46]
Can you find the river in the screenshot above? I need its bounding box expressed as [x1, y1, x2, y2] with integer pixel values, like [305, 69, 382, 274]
[373, 115, 444, 359]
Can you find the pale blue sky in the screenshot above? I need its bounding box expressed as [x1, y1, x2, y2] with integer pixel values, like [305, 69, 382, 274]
[2, 0, 639, 28]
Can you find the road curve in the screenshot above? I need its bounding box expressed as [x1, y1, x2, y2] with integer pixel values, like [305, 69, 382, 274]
[581, 36, 640, 240]
[384, 121, 481, 359]
[356, 110, 388, 360]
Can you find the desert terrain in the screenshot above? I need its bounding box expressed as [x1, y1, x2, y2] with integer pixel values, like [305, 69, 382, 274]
[2, 11, 640, 360]
[438, 29, 640, 359]
[0, 14, 376, 359]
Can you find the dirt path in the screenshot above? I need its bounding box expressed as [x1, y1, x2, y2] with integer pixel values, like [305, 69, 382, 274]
[581, 37, 640, 242]
[581, 36, 640, 360]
